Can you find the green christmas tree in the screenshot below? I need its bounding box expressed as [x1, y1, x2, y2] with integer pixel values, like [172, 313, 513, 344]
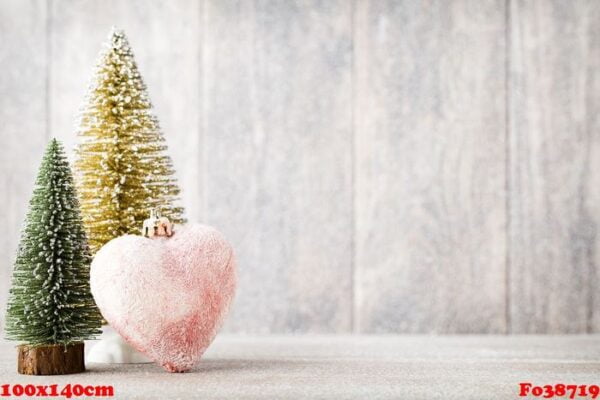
[75, 28, 185, 254]
[5, 139, 102, 346]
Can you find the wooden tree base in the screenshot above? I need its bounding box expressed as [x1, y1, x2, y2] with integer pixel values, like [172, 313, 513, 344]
[18, 342, 85, 375]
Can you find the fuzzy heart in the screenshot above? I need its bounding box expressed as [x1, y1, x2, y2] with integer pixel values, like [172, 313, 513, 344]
[90, 224, 236, 372]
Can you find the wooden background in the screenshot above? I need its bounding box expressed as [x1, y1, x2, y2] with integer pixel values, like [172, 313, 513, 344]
[0, 0, 598, 334]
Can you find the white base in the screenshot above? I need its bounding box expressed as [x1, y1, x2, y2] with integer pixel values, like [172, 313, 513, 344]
[87, 326, 152, 364]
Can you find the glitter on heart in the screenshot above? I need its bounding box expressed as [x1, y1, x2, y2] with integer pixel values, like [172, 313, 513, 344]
[90, 213, 237, 373]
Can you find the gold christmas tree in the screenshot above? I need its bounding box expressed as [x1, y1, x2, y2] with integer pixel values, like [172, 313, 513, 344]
[75, 29, 185, 254]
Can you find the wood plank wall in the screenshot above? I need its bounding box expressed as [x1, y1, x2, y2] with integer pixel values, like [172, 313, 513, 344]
[509, 0, 600, 333]
[0, 0, 597, 333]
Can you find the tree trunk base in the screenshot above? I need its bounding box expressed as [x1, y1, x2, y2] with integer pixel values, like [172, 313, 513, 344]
[18, 342, 85, 375]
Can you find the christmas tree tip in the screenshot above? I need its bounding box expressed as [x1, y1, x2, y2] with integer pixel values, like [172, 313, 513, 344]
[47, 138, 64, 151]
[109, 26, 126, 37]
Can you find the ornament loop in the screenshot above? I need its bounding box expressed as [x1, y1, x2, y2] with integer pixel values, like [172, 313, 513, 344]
[142, 209, 173, 238]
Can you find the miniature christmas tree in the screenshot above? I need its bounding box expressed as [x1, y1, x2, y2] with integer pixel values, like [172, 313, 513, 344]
[5, 139, 102, 375]
[75, 28, 185, 254]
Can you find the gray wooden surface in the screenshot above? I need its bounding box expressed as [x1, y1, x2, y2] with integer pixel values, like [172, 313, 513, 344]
[2, 334, 600, 399]
[0, 0, 598, 334]
[203, 0, 353, 333]
[0, 0, 48, 333]
[508, 0, 600, 333]
[354, 0, 507, 333]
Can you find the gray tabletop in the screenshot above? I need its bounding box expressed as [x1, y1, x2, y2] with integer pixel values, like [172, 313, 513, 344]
[0, 335, 599, 399]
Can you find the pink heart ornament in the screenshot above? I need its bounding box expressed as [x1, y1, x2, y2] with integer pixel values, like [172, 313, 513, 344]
[90, 224, 237, 372]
